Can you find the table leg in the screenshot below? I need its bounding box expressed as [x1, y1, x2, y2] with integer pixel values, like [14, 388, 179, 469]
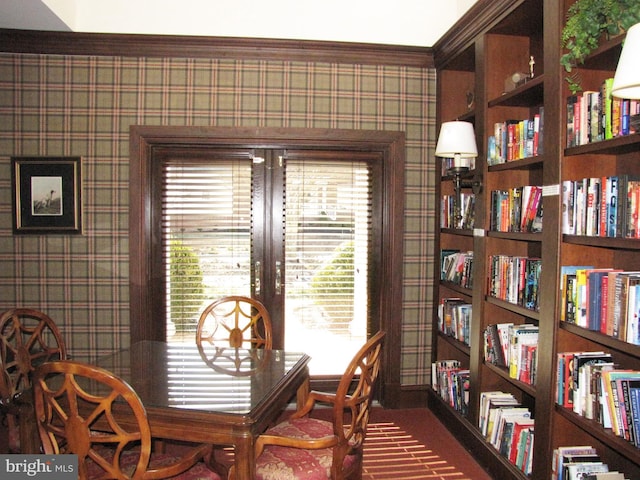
[296, 374, 310, 410]
[233, 436, 256, 480]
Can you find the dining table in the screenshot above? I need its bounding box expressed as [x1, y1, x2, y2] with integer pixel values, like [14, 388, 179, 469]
[95, 340, 311, 480]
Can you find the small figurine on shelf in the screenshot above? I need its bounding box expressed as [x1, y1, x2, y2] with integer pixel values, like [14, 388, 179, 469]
[529, 56, 535, 78]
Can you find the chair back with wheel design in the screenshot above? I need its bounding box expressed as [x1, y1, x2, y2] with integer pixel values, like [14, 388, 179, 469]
[33, 360, 219, 480]
[0, 308, 67, 453]
[230, 330, 385, 480]
[196, 296, 272, 349]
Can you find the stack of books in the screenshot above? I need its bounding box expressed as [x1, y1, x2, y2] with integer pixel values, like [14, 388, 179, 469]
[431, 359, 470, 415]
[487, 255, 541, 310]
[489, 185, 542, 233]
[438, 297, 471, 346]
[560, 265, 640, 345]
[565, 77, 640, 149]
[557, 352, 640, 447]
[552, 446, 630, 480]
[440, 250, 473, 289]
[479, 391, 534, 475]
[487, 108, 544, 165]
[483, 323, 539, 386]
[561, 175, 640, 238]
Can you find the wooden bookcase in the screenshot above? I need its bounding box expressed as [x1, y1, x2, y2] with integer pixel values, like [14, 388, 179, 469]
[430, 0, 640, 478]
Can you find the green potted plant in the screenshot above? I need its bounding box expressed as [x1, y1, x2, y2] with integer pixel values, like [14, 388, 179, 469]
[561, 0, 640, 93]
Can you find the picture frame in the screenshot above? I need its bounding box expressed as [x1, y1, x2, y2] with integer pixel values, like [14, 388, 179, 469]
[11, 156, 83, 234]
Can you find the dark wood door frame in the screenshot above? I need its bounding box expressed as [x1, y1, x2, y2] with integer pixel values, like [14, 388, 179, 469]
[129, 125, 405, 407]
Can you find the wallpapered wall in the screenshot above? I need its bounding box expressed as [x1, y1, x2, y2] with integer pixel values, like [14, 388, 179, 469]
[0, 52, 436, 386]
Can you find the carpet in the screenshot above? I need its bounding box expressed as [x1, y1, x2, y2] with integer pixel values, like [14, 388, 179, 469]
[363, 422, 472, 480]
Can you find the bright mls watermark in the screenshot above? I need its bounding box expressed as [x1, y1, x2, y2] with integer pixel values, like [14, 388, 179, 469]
[0, 455, 77, 479]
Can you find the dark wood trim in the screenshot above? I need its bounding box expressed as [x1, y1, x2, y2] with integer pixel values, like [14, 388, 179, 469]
[433, 0, 523, 69]
[0, 28, 433, 68]
[129, 125, 405, 408]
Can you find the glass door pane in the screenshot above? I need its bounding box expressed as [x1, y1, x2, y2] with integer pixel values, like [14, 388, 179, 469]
[162, 158, 253, 342]
[284, 159, 370, 374]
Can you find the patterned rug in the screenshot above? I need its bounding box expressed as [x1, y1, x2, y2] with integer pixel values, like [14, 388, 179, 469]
[363, 422, 470, 480]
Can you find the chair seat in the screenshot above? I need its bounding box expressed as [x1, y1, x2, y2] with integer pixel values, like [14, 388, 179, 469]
[87, 447, 221, 480]
[255, 417, 357, 480]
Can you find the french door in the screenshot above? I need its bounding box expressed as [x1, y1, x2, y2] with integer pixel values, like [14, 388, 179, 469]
[159, 147, 378, 375]
[130, 126, 404, 402]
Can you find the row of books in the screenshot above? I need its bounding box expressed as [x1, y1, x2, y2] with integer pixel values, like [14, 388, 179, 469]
[487, 255, 541, 311]
[560, 266, 640, 345]
[561, 175, 640, 238]
[479, 391, 534, 475]
[556, 351, 640, 447]
[489, 185, 543, 233]
[440, 250, 473, 289]
[487, 107, 544, 165]
[566, 77, 640, 148]
[440, 193, 475, 229]
[552, 445, 629, 480]
[437, 297, 471, 346]
[483, 323, 539, 385]
[431, 359, 470, 415]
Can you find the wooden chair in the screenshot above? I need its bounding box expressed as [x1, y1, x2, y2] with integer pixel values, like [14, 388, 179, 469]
[0, 308, 67, 453]
[196, 296, 272, 350]
[32, 360, 221, 480]
[229, 330, 386, 480]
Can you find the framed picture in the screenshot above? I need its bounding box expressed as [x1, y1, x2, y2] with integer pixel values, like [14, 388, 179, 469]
[11, 156, 83, 234]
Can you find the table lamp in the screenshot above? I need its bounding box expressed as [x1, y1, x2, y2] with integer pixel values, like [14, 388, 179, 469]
[435, 120, 480, 227]
[612, 22, 640, 99]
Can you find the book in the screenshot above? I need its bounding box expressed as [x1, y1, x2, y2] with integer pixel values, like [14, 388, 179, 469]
[605, 176, 619, 237]
[562, 180, 576, 234]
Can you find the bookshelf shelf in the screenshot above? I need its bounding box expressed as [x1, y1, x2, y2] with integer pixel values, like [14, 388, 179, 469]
[485, 296, 540, 321]
[555, 406, 640, 463]
[562, 235, 640, 250]
[565, 133, 640, 156]
[487, 74, 544, 108]
[440, 228, 474, 237]
[560, 322, 640, 356]
[485, 362, 537, 397]
[486, 231, 542, 242]
[487, 156, 543, 171]
[432, 0, 640, 478]
[438, 331, 471, 356]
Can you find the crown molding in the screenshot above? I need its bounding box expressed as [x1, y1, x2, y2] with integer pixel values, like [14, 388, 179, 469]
[433, 0, 525, 69]
[0, 28, 434, 68]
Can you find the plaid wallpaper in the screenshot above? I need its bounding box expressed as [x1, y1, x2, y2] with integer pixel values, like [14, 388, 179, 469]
[0, 53, 436, 386]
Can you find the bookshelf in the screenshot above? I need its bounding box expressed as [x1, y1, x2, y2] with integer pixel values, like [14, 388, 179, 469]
[430, 0, 640, 478]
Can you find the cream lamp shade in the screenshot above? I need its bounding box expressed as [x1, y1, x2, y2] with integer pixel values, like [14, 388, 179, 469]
[612, 22, 640, 99]
[435, 120, 478, 168]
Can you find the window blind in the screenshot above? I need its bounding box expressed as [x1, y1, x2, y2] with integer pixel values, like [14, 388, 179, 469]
[162, 159, 252, 340]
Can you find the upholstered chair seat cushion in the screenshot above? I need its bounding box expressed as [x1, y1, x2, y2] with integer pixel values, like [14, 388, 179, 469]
[254, 417, 357, 480]
[86, 447, 220, 480]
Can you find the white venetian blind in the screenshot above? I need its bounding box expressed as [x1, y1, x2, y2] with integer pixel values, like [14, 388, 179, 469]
[162, 159, 252, 341]
[284, 159, 372, 374]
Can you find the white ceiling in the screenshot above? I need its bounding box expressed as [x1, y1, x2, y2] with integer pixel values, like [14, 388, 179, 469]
[0, 0, 477, 47]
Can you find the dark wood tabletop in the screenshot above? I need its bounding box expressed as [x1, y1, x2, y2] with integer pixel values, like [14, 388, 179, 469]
[96, 341, 311, 480]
